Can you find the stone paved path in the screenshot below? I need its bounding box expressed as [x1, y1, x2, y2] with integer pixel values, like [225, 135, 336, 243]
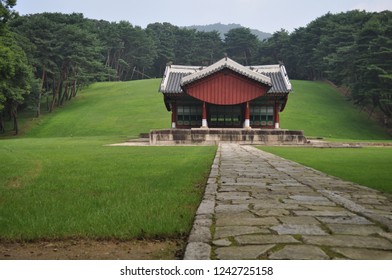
[184, 144, 392, 260]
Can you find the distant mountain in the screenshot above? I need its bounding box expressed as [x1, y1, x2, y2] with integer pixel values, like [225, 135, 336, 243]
[184, 23, 272, 41]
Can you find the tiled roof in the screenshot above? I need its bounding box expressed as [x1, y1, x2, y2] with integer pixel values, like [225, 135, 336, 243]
[181, 57, 272, 87]
[164, 72, 189, 93]
[251, 65, 292, 93]
[160, 65, 200, 94]
[159, 59, 292, 95]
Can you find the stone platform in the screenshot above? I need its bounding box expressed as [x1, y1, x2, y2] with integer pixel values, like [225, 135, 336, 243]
[149, 128, 307, 145]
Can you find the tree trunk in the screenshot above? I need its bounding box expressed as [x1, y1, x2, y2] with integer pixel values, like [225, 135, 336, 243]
[37, 65, 46, 118]
[59, 82, 69, 106]
[11, 103, 18, 135]
[105, 48, 111, 67]
[71, 80, 77, 98]
[46, 94, 50, 112]
[0, 114, 4, 133]
[50, 79, 61, 112]
[57, 80, 64, 107]
[368, 106, 375, 119]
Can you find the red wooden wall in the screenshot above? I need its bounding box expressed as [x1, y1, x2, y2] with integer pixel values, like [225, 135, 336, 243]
[182, 70, 270, 105]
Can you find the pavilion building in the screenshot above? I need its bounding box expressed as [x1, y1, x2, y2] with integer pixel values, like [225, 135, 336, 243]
[159, 57, 292, 129]
[151, 57, 306, 145]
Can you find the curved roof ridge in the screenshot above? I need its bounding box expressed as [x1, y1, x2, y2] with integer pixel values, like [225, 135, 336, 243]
[181, 57, 272, 87]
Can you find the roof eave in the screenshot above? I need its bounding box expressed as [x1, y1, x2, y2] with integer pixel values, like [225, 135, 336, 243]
[181, 58, 272, 87]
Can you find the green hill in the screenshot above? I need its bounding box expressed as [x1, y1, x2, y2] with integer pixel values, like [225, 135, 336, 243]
[282, 81, 390, 141]
[26, 79, 167, 139]
[24, 79, 390, 141]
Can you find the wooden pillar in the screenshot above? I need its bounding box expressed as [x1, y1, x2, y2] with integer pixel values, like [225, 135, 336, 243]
[274, 102, 280, 129]
[244, 101, 251, 129]
[201, 102, 208, 128]
[171, 102, 177, 129]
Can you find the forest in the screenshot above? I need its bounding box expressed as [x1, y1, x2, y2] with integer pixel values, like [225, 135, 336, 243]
[0, 0, 391, 134]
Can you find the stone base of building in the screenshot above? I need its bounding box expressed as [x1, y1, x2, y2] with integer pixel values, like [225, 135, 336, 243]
[149, 128, 307, 145]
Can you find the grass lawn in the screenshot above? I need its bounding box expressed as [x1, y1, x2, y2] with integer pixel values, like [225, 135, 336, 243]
[259, 146, 392, 193]
[0, 79, 221, 243]
[282, 81, 390, 141]
[25, 79, 168, 139]
[0, 137, 216, 240]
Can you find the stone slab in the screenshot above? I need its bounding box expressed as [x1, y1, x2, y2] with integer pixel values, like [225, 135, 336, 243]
[284, 195, 335, 206]
[235, 234, 300, 245]
[205, 183, 218, 195]
[252, 209, 291, 217]
[184, 242, 211, 260]
[305, 205, 346, 211]
[193, 217, 213, 227]
[317, 216, 373, 225]
[216, 216, 279, 227]
[278, 216, 320, 225]
[253, 202, 303, 210]
[293, 210, 355, 217]
[271, 224, 327, 235]
[188, 226, 211, 242]
[378, 232, 392, 242]
[215, 204, 249, 213]
[214, 226, 270, 239]
[212, 239, 232, 247]
[215, 245, 275, 260]
[289, 195, 331, 202]
[303, 235, 392, 250]
[326, 224, 385, 236]
[215, 212, 256, 220]
[283, 199, 336, 206]
[331, 247, 392, 260]
[216, 192, 251, 201]
[196, 200, 215, 215]
[269, 245, 330, 260]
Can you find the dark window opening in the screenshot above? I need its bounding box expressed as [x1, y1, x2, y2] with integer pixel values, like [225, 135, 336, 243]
[250, 106, 274, 127]
[208, 105, 242, 127]
[177, 105, 202, 126]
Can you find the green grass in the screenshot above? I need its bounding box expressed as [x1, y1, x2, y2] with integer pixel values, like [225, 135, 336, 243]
[26, 79, 168, 139]
[282, 81, 390, 141]
[0, 137, 216, 240]
[0, 79, 218, 241]
[259, 146, 392, 193]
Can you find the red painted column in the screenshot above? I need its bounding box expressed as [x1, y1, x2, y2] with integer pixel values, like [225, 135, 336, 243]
[274, 102, 280, 129]
[201, 102, 208, 128]
[171, 102, 177, 129]
[244, 101, 251, 128]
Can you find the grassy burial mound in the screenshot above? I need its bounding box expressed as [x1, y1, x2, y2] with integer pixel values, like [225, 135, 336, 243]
[26, 79, 168, 139]
[282, 81, 390, 141]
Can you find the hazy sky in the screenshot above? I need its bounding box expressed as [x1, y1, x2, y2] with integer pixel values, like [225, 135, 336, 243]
[15, 0, 392, 33]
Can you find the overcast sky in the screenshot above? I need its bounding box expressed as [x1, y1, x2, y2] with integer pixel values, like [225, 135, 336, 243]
[15, 0, 392, 33]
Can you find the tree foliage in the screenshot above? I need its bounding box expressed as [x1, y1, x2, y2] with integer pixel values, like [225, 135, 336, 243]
[258, 10, 392, 124]
[225, 27, 259, 65]
[0, 29, 32, 133]
[0, 0, 16, 26]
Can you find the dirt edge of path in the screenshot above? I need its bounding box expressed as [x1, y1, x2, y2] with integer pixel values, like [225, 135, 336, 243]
[0, 239, 185, 260]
